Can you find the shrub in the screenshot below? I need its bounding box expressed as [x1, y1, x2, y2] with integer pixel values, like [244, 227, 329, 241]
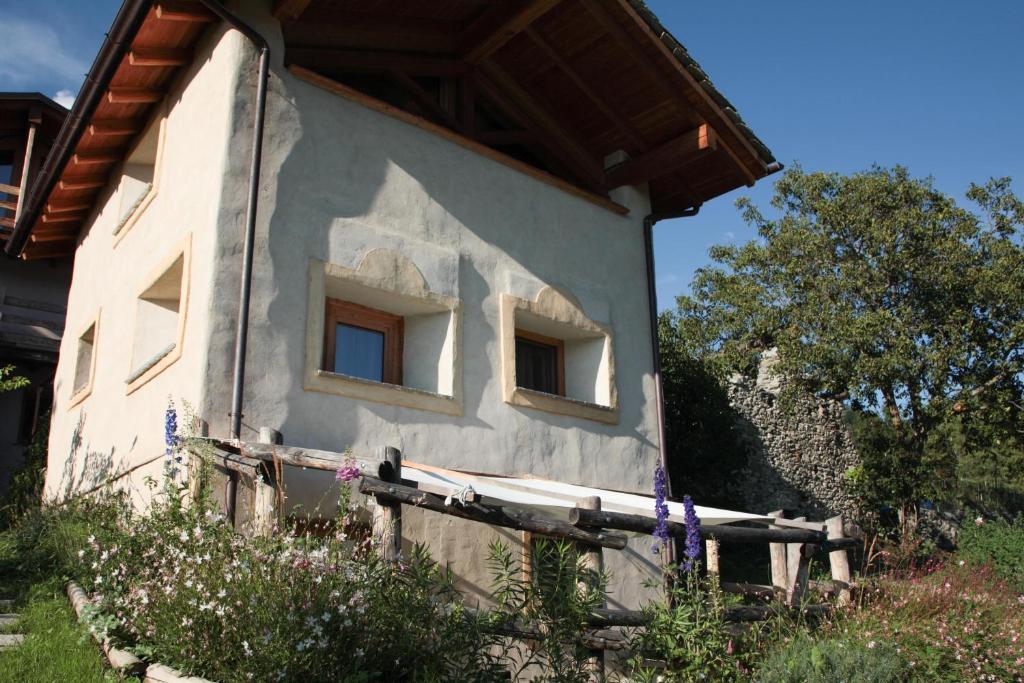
[623, 569, 748, 682]
[0, 411, 49, 529]
[956, 513, 1024, 592]
[836, 560, 1024, 682]
[755, 634, 906, 683]
[82, 490, 508, 682]
[487, 538, 607, 683]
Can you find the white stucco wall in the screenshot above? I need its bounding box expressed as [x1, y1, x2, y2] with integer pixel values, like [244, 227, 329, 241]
[43, 27, 245, 510]
[197, 3, 666, 606]
[46, 0, 667, 607]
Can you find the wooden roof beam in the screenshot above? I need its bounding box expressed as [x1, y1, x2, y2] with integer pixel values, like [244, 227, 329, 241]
[129, 47, 190, 67]
[46, 201, 92, 214]
[59, 177, 105, 191]
[388, 71, 464, 133]
[40, 213, 87, 224]
[523, 26, 647, 153]
[477, 63, 605, 190]
[72, 149, 122, 166]
[460, 0, 563, 64]
[604, 123, 715, 190]
[284, 15, 459, 54]
[155, 1, 216, 23]
[286, 48, 468, 78]
[22, 241, 75, 260]
[580, 0, 757, 185]
[90, 119, 143, 137]
[30, 231, 79, 243]
[108, 87, 162, 104]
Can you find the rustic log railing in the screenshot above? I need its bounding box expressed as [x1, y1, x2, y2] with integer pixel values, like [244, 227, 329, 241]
[200, 435, 857, 673]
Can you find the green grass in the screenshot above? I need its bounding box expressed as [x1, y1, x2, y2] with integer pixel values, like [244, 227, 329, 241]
[0, 516, 131, 683]
[0, 582, 115, 682]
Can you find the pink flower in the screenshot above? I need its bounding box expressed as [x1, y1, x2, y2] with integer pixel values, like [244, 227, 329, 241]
[975, 516, 984, 526]
[335, 464, 360, 482]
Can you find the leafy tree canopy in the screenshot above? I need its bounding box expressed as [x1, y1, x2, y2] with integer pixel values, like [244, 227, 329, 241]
[666, 166, 1024, 511]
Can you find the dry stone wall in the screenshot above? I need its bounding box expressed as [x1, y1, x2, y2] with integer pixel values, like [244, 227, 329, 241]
[726, 350, 861, 519]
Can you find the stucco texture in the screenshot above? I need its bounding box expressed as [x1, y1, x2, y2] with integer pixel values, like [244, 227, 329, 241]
[43, 27, 244, 510]
[47, 1, 666, 607]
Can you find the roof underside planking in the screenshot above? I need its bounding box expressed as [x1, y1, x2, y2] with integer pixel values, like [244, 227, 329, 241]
[12, 0, 778, 260]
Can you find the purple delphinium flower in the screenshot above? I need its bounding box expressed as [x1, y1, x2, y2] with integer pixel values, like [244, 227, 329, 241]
[681, 494, 702, 572]
[164, 399, 180, 462]
[652, 464, 670, 555]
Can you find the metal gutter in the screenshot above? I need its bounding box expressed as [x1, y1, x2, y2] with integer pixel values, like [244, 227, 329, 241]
[3, 0, 154, 258]
[643, 206, 700, 565]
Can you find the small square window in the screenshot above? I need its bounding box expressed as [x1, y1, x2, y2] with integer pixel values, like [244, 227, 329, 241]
[73, 323, 96, 396]
[323, 299, 403, 385]
[69, 314, 100, 408]
[126, 235, 190, 393]
[514, 330, 564, 396]
[113, 109, 164, 240]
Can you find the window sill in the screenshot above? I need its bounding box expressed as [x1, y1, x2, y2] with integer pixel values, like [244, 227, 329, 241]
[125, 342, 181, 395]
[506, 386, 619, 425]
[112, 182, 155, 244]
[305, 369, 462, 416]
[67, 384, 93, 411]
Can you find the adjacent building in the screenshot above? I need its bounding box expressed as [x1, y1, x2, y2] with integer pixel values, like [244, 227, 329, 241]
[0, 93, 69, 495]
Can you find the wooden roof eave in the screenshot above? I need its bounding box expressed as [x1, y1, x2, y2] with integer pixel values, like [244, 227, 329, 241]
[9, 0, 216, 261]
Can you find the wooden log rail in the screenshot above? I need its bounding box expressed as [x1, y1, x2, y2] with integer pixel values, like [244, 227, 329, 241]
[359, 476, 628, 550]
[228, 440, 397, 481]
[567, 507, 857, 553]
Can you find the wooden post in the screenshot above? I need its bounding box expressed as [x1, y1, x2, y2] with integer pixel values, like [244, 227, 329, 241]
[250, 428, 280, 536]
[826, 515, 852, 606]
[258, 426, 282, 445]
[578, 496, 604, 681]
[785, 516, 811, 607]
[371, 446, 402, 561]
[705, 538, 721, 583]
[14, 106, 40, 219]
[767, 510, 788, 598]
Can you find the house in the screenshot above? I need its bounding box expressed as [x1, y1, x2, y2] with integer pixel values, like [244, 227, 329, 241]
[0, 93, 70, 495]
[6, 0, 777, 606]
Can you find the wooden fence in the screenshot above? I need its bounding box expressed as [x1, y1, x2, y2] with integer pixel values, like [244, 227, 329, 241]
[201, 436, 858, 674]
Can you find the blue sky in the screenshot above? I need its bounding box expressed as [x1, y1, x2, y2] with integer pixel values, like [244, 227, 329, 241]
[2, 1, 1022, 310]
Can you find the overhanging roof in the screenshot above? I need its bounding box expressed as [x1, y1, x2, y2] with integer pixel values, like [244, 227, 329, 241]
[7, 0, 779, 261]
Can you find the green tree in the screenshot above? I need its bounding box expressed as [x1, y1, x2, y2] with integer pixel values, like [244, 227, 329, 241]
[666, 166, 1024, 527]
[0, 365, 28, 394]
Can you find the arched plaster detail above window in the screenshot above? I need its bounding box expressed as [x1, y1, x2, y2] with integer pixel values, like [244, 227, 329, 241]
[500, 285, 618, 424]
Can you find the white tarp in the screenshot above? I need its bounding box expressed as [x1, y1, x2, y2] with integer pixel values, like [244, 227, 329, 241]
[403, 461, 769, 526]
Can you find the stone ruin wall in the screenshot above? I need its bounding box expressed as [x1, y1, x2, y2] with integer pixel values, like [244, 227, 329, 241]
[726, 350, 862, 521]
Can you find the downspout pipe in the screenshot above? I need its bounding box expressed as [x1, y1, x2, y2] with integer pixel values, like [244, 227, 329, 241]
[643, 205, 700, 563]
[194, 1, 271, 441]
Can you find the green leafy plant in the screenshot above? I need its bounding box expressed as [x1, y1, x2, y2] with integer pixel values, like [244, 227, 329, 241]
[755, 634, 906, 683]
[624, 569, 747, 682]
[956, 513, 1024, 592]
[487, 538, 607, 683]
[0, 365, 28, 394]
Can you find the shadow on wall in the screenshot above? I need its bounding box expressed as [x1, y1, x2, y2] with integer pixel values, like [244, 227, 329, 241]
[53, 411, 118, 501]
[208, 69, 655, 478]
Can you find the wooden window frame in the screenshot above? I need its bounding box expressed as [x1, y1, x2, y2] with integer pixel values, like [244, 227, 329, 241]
[514, 328, 565, 397]
[323, 298, 404, 385]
